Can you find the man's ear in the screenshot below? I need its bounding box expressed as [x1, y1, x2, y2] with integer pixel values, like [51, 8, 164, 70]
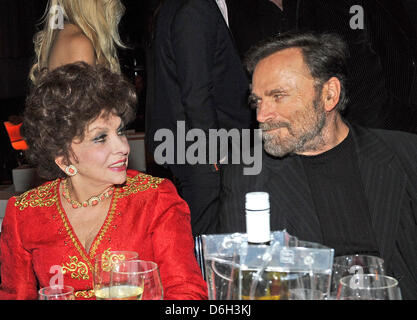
[322, 77, 341, 112]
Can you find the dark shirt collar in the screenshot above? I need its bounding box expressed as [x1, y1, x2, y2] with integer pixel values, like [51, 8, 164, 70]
[298, 129, 353, 163]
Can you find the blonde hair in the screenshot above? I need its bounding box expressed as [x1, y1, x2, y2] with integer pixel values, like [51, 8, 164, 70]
[29, 0, 125, 83]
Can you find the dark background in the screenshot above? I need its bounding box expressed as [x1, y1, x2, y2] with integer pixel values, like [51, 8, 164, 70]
[0, 0, 158, 182]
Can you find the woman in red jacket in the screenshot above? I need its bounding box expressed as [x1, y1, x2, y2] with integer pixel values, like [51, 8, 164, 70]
[0, 62, 207, 300]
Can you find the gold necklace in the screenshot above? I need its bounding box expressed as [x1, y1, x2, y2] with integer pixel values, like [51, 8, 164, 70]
[62, 179, 114, 209]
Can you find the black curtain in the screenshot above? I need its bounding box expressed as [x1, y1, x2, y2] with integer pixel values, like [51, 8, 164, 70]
[0, 0, 46, 102]
[0, 0, 46, 182]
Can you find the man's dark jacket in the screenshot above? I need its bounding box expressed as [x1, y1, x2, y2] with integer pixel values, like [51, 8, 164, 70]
[218, 124, 417, 299]
[146, 0, 252, 157]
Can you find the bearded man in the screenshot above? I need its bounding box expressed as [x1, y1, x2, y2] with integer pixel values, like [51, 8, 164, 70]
[217, 32, 417, 299]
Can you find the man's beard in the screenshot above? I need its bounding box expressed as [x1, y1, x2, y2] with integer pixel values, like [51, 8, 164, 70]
[260, 94, 327, 158]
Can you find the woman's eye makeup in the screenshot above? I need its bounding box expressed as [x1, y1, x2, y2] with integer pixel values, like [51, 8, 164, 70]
[117, 126, 127, 135]
[93, 134, 107, 143]
[91, 123, 126, 143]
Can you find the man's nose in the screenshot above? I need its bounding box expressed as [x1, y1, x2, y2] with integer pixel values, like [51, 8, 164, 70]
[256, 102, 275, 124]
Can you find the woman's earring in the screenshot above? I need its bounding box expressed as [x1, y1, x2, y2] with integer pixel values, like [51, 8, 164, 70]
[65, 165, 78, 176]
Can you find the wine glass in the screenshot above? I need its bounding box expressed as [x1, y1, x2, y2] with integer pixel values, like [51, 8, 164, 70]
[93, 250, 139, 300]
[336, 274, 402, 300]
[38, 285, 75, 300]
[104, 260, 146, 300]
[288, 288, 325, 300]
[139, 261, 163, 300]
[331, 254, 385, 296]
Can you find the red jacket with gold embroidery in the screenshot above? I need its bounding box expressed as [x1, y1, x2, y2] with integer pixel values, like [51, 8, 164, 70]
[0, 170, 208, 300]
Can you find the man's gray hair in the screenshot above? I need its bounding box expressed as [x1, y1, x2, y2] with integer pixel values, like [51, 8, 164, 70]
[245, 32, 350, 112]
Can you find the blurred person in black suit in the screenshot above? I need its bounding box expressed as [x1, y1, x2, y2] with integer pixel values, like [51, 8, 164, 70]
[359, 0, 417, 133]
[146, 0, 252, 236]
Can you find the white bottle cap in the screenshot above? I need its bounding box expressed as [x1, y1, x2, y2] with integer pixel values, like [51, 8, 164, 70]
[245, 192, 270, 211]
[245, 192, 270, 243]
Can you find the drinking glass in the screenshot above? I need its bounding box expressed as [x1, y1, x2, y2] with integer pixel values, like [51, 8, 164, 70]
[103, 260, 146, 300]
[38, 285, 75, 300]
[336, 274, 402, 300]
[140, 261, 163, 300]
[331, 254, 385, 296]
[289, 288, 325, 300]
[93, 250, 139, 300]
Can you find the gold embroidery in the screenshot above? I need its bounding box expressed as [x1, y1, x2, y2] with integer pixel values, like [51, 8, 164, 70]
[14, 179, 59, 211]
[116, 173, 164, 199]
[75, 289, 95, 299]
[101, 247, 112, 257]
[57, 203, 94, 272]
[88, 173, 163, 258]
[100, 249, 128, 272]
[88, 200, 118, 259]
[62, 256, 90, 280]
[57, 186, 117, 268]
[57, 173, 163, 279]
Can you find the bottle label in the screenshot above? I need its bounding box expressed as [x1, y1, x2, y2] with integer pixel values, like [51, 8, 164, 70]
[246, 209, 270, 244]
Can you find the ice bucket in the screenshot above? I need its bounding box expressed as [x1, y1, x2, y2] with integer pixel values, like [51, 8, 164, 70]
[202, 231, 334, 300]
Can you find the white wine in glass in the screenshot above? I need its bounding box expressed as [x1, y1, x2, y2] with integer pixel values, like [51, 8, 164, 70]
[95, 285, 144, 300]
[106, 259, 146, 300]
[93, 250, 140, 300]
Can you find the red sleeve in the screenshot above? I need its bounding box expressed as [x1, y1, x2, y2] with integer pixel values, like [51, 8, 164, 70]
[0, 197, 38, 300]
[149, 180, 208, 300]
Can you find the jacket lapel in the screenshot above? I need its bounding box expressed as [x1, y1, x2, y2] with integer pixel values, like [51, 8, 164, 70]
[351, 125, 406, 262]
[264, 153, 323, 244]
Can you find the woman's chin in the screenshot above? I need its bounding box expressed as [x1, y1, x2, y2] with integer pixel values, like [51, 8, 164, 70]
[110, 171, 127, 185]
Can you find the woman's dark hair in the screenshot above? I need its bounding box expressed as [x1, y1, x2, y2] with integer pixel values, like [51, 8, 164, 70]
[245, 31, 350, 112]
[22, 62, 137, 180]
